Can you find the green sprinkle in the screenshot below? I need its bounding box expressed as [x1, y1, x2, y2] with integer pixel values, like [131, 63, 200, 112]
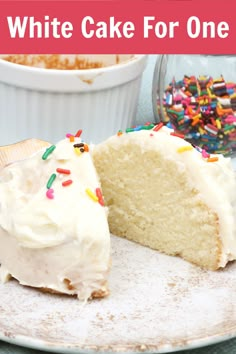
[167, 109, 183, 117]
[141, 124, 155, 130]
[224, 124, 235, 131]
[47, 173, 56, 189]
[42, 145, 56, 160]
[126, 128, 134, 133]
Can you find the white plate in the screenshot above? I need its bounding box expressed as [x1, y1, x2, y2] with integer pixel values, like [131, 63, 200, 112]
[0, 235, 235, 354]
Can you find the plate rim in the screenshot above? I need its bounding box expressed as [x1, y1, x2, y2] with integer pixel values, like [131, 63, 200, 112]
[0, 324, 236, 354]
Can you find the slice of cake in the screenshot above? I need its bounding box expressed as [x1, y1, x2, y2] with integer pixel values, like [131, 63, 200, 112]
[93, 123, 236, 270]
[0, 133, 110, 300]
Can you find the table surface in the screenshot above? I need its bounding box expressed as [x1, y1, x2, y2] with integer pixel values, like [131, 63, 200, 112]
[0, 55, 236, 354]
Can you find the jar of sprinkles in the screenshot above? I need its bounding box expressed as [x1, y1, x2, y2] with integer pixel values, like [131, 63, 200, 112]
[153, 55, 236, 156]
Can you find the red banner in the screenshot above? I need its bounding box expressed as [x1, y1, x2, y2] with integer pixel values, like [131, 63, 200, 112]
[0, 0, 235, 54]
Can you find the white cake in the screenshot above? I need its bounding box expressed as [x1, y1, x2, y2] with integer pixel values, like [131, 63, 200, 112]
[1, 123, 236, 303]
[93, 123, 236, 270]
[0, 134, 110, 300]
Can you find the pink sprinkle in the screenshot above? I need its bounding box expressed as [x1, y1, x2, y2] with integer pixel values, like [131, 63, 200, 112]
[150, 133, 154, 137]
[182, 98, 191, 105]
[46, 188, 54, 199]
[174, 94, 182, 102]
[202, 149, 210, 159]
[225, 116, 236, 123]
[66, 133, 73, 138]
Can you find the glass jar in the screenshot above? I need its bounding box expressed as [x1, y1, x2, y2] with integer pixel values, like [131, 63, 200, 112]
[152, 55, 236, 156]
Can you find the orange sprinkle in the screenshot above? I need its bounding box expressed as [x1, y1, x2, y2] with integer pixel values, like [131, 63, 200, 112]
[207, 157, 219, 162]
[69, 136, 75, 142]
[191, 118, 200, 126]
[84, 144, 89, 152]
[117, 130, 123, 136]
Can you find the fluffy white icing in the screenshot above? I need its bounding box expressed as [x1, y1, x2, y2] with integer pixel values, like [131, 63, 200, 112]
[94, 126, 236, 267]
[0, 137, 110, 299]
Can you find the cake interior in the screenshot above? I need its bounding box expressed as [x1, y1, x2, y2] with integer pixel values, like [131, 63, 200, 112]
[94, 142, 221, 270]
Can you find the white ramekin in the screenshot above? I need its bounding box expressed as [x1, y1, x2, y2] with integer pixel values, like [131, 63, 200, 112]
[0, 55, 147, 145]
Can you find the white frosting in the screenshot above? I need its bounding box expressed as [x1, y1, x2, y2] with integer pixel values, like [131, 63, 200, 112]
[94, 126, 236, 267]
[0, 138, 110, 299]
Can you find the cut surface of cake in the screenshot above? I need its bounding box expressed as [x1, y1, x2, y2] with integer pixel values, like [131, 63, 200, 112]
[0, 134, 110, 300]
[93, 124, 236, 270]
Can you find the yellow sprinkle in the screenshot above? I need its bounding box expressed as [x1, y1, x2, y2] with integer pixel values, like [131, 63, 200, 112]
[216, 120, 221, 129]
[214, 77, 223, 83]
[177, 146, 193, 153]
[207, 157, 219, 163]
[193, 113, 201, 120]
[74, 147, 82, 155]
[207, 88, 214, 98]
[223, 130, 232, 135]
[230, 93, 236, 99]
[199, 127, 205, 135]
[86, 188, 99, 202]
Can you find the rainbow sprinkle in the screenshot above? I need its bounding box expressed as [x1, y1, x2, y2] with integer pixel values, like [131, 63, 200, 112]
[207, 156, 219, 162]
[74, 143, 84, 148]
[86, 188, 99, 202]
[177, 146, 194, 153]
[56, 168, 71, 175]
[75, 129, 82, 138]
[153, 122, 164, 132]
[47, 173, 56, 189]
[42, 145, 56, 160]
[160, 75, 236, 155]
[84, 144, 89, 152]
[62, 179, 73, 187]
[170, 132, 185, 139]
[46, 188, 54, 199]
[201, 149, 210, 158]
[73, 142, 88, 154]
[74, 147, 82, 156]
[96, 187, 105, 206]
